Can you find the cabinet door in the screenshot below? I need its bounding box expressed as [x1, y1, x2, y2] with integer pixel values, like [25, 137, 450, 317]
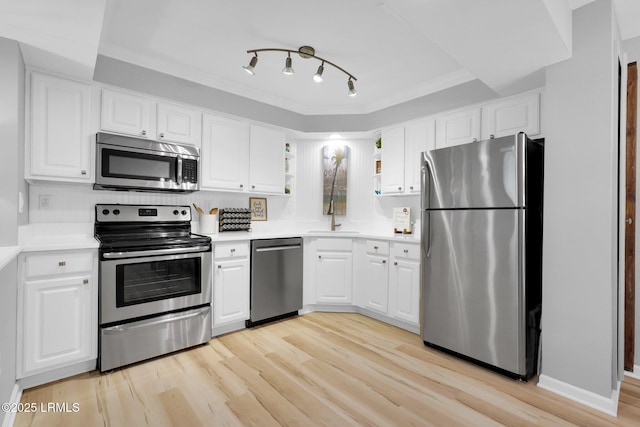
[435, 107, 481, 149]
[201, 114, 250, 191]
[157, 102, 201, 146]
[249, 125, 285, 194]
[316, 252, 353, 304]
[213, 258, 250, 326]
[361, 254, 388, 313]
[380, 126, 405, 194]
[389, 258, 420, 325]
[21, 275, 94, 376]
[29, 73, 92, 181]
[481, 92, 540, 140]
[101, 89, 153, 138]
[404, 118, 435, 194]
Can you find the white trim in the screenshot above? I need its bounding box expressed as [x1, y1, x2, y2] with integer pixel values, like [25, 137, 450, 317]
[537, 374, 620, 417]
[1, 384, 22, 427]
[17, 360, 95, 390]
[624, 364, 640, 380]
[211, 320, 246, 338]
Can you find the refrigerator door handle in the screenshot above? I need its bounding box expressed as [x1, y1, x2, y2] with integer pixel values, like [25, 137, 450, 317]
[425, 211, 432, 258]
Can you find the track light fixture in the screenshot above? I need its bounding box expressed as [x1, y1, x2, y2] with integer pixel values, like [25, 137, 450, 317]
[243, 45, 357, 97]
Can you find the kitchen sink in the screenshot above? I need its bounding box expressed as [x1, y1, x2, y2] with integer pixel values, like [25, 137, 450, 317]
[307, 230, 360, 235]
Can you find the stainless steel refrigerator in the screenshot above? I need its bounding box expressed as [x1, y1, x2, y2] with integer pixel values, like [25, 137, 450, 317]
[420, 133, 544, 380]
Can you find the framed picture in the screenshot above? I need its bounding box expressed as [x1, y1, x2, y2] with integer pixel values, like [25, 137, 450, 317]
[249, 197, 267, 221]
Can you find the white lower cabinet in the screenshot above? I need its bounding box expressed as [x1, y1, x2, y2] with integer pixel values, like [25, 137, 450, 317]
[314, 238, 353, 304]
[17, 250, 97, 379]
[388, 243, 421, 325]
[212, 241, 250, 329]
[359, 240, 389, 314]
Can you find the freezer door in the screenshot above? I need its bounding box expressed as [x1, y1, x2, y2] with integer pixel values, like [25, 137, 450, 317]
[421, 134, 525, 210]
[421, 208, 526, 376]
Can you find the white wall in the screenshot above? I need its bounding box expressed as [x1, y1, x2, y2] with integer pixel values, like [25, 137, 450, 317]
[541, 0, 619, 400]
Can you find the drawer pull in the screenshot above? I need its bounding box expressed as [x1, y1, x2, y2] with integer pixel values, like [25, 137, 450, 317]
[382, 260, 386, 264]
[404, 249, 409, 254]
[394, 261, 398, 266]
[58, 261, 66, 267]
[373, 246, 378, 250]
[230, 248, 236, 253]
[218, 265, 222, 269]
[83, 279, 89, 285]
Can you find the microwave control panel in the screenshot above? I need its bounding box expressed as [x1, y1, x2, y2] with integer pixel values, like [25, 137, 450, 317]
[182, 159, 198, 183]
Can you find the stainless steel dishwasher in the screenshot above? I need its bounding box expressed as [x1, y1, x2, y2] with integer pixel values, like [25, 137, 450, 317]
[248, 237, 303, 327]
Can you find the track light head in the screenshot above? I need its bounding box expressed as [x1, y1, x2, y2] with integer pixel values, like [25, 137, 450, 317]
[347, 79, 357, 97]
[243, 55, 258, 75]
[282, 53, 294, 75]
[313, 62, 324, 83]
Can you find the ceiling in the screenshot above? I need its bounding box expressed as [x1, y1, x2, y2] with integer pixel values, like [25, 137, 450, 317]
[1, 0, 640, 116]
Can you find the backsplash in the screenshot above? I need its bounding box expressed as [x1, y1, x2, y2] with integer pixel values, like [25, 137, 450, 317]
[28, 183, 295, 224]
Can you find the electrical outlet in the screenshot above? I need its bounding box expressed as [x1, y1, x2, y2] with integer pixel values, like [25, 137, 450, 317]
[39, 194, 52, 209]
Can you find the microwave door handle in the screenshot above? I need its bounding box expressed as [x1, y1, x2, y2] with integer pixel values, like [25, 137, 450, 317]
[176, 156, 183, 184]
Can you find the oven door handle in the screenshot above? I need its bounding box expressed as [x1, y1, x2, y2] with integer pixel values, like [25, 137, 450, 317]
[102, 245, 210, 259]
[102, 306, 210, 334]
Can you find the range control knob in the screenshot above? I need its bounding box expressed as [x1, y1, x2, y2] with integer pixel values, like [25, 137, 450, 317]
[113, 209, 120, 215]
[102, 209, 109, 215]
[181, 210, 187, 216]
[173, 210, 179, 215]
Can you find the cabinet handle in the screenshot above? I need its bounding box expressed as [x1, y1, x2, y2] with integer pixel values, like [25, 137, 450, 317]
[382, 260, 387, 264]
[230, 248, 236, 253]
[252, 185, 256, 189]
[159, 133, 165, 138]
[141, 130, 147, 136]
[58, 261, 66, 267]
[409, 186, 413, 190]
[81, 170, 87, 175]
[398, 186, 402, 191]
[318, 255, 322, 259]
[490, 134, 495, 139]
[218, 265, 222, 269]
[240, 184, 244, 188]
[404, 249, 409, 254]
[394, 261, 398, 266]
[373, 246, 378, 250]
[473, 138, 478, 142]
[83, 279, 89, 285]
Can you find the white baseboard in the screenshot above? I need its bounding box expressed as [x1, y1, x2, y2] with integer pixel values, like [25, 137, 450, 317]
[300, 304, 419, 334]
[211, 320, 246, 337]
[537, 374, 620, 417]
[17, 359, 95, 390]
[1, 384, 22, 427]
[624, 364, 640, 380]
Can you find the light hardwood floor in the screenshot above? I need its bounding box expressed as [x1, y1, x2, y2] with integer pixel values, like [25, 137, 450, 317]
[14, 312, 640, 426]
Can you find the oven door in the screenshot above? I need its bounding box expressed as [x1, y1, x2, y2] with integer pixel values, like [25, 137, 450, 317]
[100, 249, 212, 324]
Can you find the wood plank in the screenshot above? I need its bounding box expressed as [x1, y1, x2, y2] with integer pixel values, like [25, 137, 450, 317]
[625, 61, 637, 371]
[14, 313, 640, 426]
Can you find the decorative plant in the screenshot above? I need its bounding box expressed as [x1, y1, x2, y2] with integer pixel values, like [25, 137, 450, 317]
[375, 137, 382, 150]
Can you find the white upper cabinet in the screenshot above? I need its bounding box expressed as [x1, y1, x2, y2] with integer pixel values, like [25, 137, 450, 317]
[481, 92, 540, 140]
[380, 126, 405, 194]
[201, 114, 250, 191]
[404, 118, 435, 194]
[101, 89, 201, 146]
[249, 125, 285, 194]
[101, 89, 153, 139]
[28, 72, 93, 182]
[435, 107, 481, 149]
[156, 102, 201, 145]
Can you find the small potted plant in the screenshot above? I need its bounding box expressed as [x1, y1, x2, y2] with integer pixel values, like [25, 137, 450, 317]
[375, 137, 382, 152]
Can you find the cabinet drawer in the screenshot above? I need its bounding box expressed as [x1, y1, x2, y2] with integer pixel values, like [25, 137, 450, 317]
[366, 240, 389, 255]
[214, 241, 249, 259]
[25, 251, 94, 278]
[391, 243, 420, 260]
[316, 238, 352, 251]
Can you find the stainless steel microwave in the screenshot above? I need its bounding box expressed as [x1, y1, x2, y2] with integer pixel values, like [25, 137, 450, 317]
[94, 132, 199, 193]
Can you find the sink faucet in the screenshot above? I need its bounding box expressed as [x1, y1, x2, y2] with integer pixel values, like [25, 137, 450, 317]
[328, 200, 341, 231]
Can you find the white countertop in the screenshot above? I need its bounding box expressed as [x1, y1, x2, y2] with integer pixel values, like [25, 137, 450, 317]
[15, 221, 420, 252]
[19, 223, 99, 252]
[0, 246, 21, 270]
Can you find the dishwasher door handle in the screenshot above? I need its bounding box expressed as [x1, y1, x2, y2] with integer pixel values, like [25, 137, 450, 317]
[255, 244, 302, 253]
